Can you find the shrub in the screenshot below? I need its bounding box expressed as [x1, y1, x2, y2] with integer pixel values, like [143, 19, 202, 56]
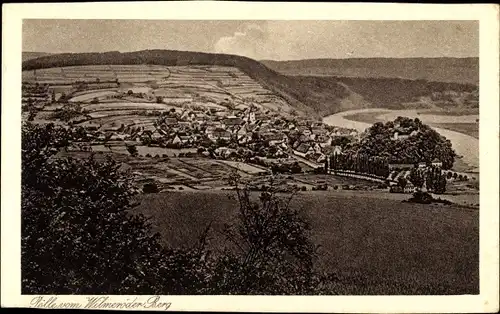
[390, 186, 403, 193]
[143, 182, 159, 193]
[300, 186, 307, 191]
[126, 145, 138, 157]
[145, 153, 152, 157]
[408, 191, 433, 204]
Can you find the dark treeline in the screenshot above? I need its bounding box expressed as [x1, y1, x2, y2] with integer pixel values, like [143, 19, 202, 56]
[326, 153, 390, 178]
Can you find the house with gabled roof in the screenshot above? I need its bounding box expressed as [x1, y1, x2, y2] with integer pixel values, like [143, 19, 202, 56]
[223, 116, 244, 128]
[316, 134, 332, 148]
[207, 127, 232, 141]
[293, 143, 315, 158]
[431, 158, 443, 167]
[164, 117, 179, 126]
[262, 132, 286, 146]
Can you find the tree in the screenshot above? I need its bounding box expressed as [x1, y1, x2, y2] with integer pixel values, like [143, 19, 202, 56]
[408, 168, 425, 190]
[156, 96, 164, 103]
[143, 182, 159, 193]
[126, 145, 138, 157]
[348, 118, 456, 170]
[434, 175, 447, 194]
[398, 177, 408, 189]
[218, 173, 333, 294]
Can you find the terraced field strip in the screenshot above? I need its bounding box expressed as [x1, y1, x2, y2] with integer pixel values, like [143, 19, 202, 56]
[82, 102, 176, 111]
[216, 160, 269, 175]
[177, 159, 220, 176]
[164, 166, 202, 181]
[69, 90, 119, 102]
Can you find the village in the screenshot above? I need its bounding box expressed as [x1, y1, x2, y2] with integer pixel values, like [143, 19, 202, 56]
[22, 80, 359, 168]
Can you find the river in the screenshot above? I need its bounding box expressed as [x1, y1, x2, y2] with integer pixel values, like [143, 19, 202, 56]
[323, 108, 479, 172]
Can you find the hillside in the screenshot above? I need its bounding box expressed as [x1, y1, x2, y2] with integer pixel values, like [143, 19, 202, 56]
[22, 50, 478, 116]
[261, 58, 479, 85]
[22, 52, 53, 62]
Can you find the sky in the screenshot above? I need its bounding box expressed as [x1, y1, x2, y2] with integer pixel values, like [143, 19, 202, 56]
[23, 20, 479, 61]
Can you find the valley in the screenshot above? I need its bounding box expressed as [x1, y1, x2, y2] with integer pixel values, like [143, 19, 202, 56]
[21, 51, 480, 295]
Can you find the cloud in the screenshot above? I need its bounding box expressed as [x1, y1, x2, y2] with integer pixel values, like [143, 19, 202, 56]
[213, 20, 478, 60]
[213, 23, 278, 60]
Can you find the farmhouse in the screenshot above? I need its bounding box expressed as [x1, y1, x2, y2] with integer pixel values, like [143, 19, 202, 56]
[331, 145, 343, 155]
[172, 134, 192, 145]
[431, 159, 443, 167]
[223, 116, 244, 126]
[164, 117, 179, 126]
[262, 132, 285, 146]
[208, 128, 232, 141]
[392, 130, 418, 141]
[150, 130, 163, 140]
[316, 134, 332, 147]
[294, 143, 314, 158]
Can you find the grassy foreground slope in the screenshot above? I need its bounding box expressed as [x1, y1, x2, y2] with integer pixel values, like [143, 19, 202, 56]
[136, 190, 479, 295]
[23, 50, 478, 116]
[262, 57, 479, 85]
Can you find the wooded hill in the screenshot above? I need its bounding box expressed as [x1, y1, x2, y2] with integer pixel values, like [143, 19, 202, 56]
[22, 50, 478, 117]
[262, 57, 479, 85]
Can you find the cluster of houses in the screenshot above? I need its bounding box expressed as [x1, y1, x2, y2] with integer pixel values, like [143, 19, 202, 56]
[67, 102, 359, 164]
[22, 81, 361, 165]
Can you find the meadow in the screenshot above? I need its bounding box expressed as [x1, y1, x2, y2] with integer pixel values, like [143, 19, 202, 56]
[135, 190, 479, 294]
[343, 110, 479, 138]
[429, 123, 479, 139]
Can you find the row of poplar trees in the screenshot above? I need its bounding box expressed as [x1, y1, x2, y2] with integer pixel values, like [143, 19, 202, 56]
[325, 153, 390, 178]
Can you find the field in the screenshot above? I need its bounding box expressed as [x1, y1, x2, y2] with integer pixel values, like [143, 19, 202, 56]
[135, 190, 479, 294]
[23, 64, 294, 114]
[429, 123, 479, 139]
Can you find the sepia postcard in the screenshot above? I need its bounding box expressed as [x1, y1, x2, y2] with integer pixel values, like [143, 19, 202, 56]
[2, 2, 499, 313]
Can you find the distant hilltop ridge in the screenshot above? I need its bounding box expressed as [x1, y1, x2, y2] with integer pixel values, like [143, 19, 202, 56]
[261, 57, 479, 85]
[22, 50, 478, 116]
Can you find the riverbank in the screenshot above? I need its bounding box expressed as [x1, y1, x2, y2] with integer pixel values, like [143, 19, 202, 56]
[323, 108, 479, 172]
